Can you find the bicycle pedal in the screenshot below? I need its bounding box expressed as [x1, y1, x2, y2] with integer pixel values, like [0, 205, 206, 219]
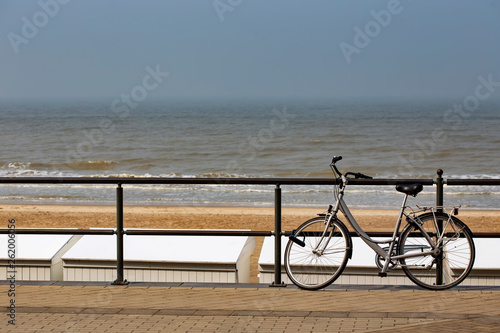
[378, 272, 387, 277]
[289, 235, 305, 247]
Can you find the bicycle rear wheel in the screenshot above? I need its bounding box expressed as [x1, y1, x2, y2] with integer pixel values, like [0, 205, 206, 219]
[399, 213, 475, 290]
[284, 217, 351, 290]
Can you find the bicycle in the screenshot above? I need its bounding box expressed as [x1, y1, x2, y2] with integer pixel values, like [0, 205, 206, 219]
[284, 156, 475, 290]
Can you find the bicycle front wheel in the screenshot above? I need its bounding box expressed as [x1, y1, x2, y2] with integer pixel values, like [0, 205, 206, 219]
[399, 213, 475, 290]
[284, 217, 351, 290]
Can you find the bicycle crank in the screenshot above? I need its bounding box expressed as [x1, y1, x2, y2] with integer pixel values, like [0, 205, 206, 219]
[375, 253, 398, 271]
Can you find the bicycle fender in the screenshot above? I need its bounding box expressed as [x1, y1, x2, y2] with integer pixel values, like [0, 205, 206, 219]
[410, 212, 472, 234]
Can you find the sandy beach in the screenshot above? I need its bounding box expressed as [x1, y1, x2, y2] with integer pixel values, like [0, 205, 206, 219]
[2, 204, 499, 283]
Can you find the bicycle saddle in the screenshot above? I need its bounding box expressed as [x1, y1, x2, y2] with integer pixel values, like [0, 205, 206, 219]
[395, 183, 423, 197]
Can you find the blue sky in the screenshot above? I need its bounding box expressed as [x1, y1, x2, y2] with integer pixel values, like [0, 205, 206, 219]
[1, 0, 500, 101]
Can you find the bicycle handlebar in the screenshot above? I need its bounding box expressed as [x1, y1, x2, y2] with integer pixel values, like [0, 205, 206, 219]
[330, 156, 373, 180]
[331, 156, 342, 164]
[345, 172, 373, 179]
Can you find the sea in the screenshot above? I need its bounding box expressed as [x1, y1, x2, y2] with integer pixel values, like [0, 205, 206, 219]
[1, 99, 499, 210]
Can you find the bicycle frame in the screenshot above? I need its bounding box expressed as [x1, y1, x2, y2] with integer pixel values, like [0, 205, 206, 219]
[327, 189, 437, 274]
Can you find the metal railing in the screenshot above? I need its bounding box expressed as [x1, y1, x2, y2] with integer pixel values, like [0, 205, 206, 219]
[1, 170, 499, 286]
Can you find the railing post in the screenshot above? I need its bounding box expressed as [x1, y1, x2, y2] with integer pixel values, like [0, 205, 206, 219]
[112, 183, 129, 285]
[436, 169, 444, 212]
[270, 184, 286, 287]
[435, 169, 444, 285]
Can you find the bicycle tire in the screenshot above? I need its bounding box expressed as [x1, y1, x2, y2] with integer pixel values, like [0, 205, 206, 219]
[284, 217, 351, 290]
[398, 212, 475, 290]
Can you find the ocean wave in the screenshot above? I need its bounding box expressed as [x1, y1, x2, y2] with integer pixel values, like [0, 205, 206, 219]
[91, 173, 156, 178]
[2, 159, 500, 181]
[2, 162, 30, 169]
[0, 164, 65, 177]
[64, 160, 118, 171]
[0, 195, 85, 201]
[446, 174, 500, 180]
[0, 160, 119, 174]
[195, 172, 251, 178]
[0, 161, 53, 170]
[276, 171, 333, 178]
[444, 191, 500, 197]
[87, 172, 250, 179]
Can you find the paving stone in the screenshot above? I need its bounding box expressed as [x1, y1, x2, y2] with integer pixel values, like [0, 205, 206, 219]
[118, 308, 160, 315]
[2, 283, 500, 332]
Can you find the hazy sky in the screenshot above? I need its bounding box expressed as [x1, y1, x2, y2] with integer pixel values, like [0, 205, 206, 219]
[1, 0, 500, 101]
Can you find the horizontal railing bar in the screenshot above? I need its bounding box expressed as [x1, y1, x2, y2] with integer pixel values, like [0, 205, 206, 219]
[468, 233, 500, 238]
[1, 177, 499, 186]
[124, 230, 273, 236]
[0, 229, 115, 235]
[2, 177, 500, 186]
[0, 177, 435, 186]
[2, 229, 499, 238]
[446, 179, 500, 186]
[0, 177, 335, 185]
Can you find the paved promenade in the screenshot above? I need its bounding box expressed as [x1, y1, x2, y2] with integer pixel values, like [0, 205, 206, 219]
[2, 282, 500, 332]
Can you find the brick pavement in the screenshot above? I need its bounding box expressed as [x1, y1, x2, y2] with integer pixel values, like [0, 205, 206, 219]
[2, 282, 500, 332]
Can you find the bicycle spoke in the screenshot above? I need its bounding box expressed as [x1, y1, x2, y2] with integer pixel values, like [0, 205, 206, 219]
[399, 213, 474, 290]
[284, 217, 350, 290]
